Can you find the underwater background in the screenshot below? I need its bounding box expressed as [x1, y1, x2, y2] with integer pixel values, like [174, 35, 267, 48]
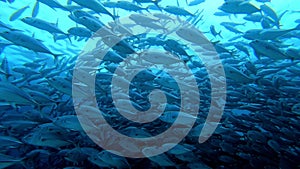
[0, 0, 300, 168]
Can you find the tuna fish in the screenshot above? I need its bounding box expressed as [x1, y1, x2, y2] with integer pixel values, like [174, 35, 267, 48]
[0, 30, 63, 58]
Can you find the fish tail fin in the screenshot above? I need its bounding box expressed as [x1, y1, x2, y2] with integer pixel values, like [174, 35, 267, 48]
[145, 6, 150, 13]
[295, 24, 300, 30]
[52, 53, 64, 64]
[154, 2, 162, 11]
[278, 10, 288, 21]
[218, 30, 223, 38]
[66, 34, 72, 43]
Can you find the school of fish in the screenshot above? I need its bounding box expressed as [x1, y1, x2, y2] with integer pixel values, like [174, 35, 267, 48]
[0, 0, 299, 168]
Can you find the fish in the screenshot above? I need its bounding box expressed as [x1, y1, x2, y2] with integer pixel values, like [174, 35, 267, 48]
[102, 51, 125, 63]
[129, 13, 159, 23]
[46, 76, 72, 95]
[68, 27, 92, 39]
[221, 24, 243, 34]
[163, 39, 189, 57]
[101, 35, 135, 54]
[224, 65, 257, 83]
[244, 13, 264, 22]
[247, 130, 267, 143]
[0, 81, 39, 106]
[96, 151, 130, 168]
[261, 16, 275, 29]
[53, 115, 84, 131]
[0, 153, 23, 168]
[220, 22, 246, 27]
[250, 40, 291, 60]
[0, 31, 63, 58]
[260, 4, 278, 23]
[9, 5, 29, 21]
[234, 43, 250, 56]
[72, 9, 98, 20]
[219, 1, 260, 14]
[0, 136, 23, 149]
[267, 139, 281, 153]
[22, 123, 73, 149]
[108, 21, 134, 36]
[116, 1, 149, 12]
[87, 154, 110, 168]
[291, 103, 300, 115]
[243, 24, 300, 40]
[188, 0, 205, 6]
[210, 25, 223, 38]
[286, 48, 300, 60]
[36, 0, 70, 11]
[176, 26, 210, 45]
[76, 16, 105, 32]
[163, 6, 194, 16]
[214, 11, 231, 17]
[71, 0, 116, 20]
[0, 55, 11, 79]
[260, 4, 287, 28]
[0, 21, 19, 31]
[22, 132, 72, 149]
[32, 1, 39, 17]
[133, 0, 161, 9]
[21, 17, 69, 39]
[102, 1, 118, 8]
